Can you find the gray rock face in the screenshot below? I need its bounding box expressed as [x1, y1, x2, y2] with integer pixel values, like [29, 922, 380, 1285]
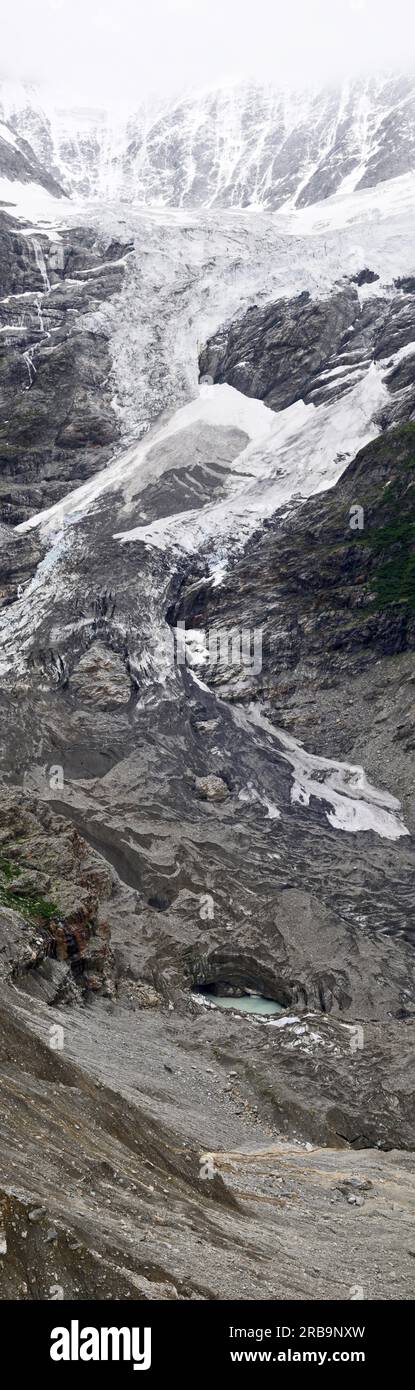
[0, 520, 42, 608]
[0, 216, 132, 525]
[199, 282, 415, 413]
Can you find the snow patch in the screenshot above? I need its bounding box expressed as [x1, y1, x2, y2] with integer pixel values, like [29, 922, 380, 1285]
[0, 178, 62, 219]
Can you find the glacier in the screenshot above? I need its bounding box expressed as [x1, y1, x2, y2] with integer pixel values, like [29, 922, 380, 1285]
[0, 70, 415, 1305]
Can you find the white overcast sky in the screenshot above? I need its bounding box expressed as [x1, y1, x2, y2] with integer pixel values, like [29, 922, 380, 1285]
[1, 0, 415, 106]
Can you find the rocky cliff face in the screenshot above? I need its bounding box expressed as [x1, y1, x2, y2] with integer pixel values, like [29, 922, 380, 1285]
[199, 280, 415, 414]
[0, 115, 65, 200]
[0, 81, 414, 1300]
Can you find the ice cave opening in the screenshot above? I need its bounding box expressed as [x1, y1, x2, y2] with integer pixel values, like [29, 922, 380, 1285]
[196, 986, 285, 1017]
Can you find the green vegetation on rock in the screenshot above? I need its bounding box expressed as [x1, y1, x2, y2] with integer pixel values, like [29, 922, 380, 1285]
[0, 857, 59, 928]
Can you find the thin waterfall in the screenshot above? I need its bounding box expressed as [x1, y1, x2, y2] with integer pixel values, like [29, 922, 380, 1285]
[32, 237, 50, 293]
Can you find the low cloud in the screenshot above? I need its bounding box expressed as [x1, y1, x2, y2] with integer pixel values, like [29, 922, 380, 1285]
[1, 0, 414, 108]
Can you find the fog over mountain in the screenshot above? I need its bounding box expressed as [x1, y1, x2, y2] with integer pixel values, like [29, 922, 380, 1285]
[1, 0, 415, 103]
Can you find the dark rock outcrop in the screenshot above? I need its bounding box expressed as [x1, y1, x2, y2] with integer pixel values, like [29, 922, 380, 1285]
[0, 216, 132, 525]
[199, 282, 415, 414]
[0, 123, 65, 198]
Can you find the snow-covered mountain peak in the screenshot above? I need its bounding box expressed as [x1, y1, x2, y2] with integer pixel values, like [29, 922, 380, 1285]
[1, 71, 415, 209]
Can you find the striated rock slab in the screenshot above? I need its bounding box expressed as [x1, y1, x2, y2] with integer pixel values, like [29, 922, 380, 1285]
[0, 216, 132, 526]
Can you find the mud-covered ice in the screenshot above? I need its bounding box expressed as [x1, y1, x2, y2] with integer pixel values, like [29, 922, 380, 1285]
[233, 704, 409, 841]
